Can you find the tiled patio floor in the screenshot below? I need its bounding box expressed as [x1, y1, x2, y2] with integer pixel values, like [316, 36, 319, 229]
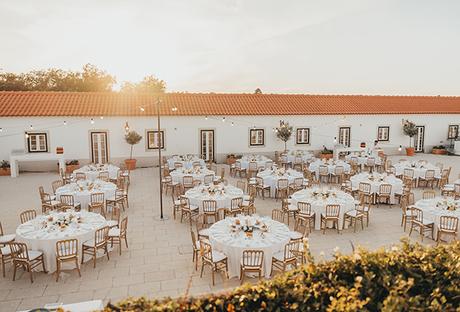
[0, 154, 458, 311]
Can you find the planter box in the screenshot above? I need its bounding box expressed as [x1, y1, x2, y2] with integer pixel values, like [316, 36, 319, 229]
[66, 164, 80, 173]
[320, 153, 333, 159]
[405, 147, 415, 156]
[0, 168, 11, 176]
[432, 148, 447, 155]
[125, 159, 137, 170]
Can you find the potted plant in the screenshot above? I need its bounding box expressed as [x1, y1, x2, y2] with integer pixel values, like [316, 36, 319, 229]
[124, 130, 142, 170]
[432, 145, 447, 155]
[320, 146, 334, 159]
[402, 120, 418, 156]
[275, 120, 293, 152]
[0, 160, 11, 176]
[65, 159, 80, 173]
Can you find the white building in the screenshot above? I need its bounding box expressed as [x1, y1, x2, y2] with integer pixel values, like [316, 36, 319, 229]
[0, 91, 459, 171]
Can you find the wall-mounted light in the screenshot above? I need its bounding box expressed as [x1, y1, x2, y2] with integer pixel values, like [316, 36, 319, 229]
[25, 132, 29, 139]
[205, 116, 208, 120]
[29, 125, 33, 130]
[398, 145, 402, 152]
[333, 137, 337, 144]
[0, 127, 3, 132]
[231, 122, 234, 126]
[63, 121, 67, 126]
[222, 117, 226, 122]
[140, 107, 145, 112]
[124, 121, 130, 133]
[100, 116, 104, 120]
[90, 118, 95, 125]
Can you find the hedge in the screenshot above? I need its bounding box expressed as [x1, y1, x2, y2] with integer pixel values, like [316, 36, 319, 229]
[102, 239, 460, 311]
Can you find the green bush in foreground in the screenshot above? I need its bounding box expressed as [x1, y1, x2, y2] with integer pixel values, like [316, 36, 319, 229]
[103, 239, 460, 311]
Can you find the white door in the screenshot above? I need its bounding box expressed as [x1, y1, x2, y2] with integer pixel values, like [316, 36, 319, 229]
[200, 130, 215, 162]
[90, 131, 109, 164]
[414, 126, 425, 152]
[338, 127, 351, 147]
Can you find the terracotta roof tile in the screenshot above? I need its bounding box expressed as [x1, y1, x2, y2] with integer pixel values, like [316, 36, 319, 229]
[0, 91, 459, 117]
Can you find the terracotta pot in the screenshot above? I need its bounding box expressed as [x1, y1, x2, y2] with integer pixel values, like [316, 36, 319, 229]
[320, 153, 333, 159]
[125, 159, 137, 170]
[66, 164, 80, 174]
[0, 168, 11, 176]
[432, 148, 447, 155]
[405, 147, 415, 156]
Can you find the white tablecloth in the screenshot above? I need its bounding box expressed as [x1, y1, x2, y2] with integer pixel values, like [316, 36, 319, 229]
[309, 159, 351, 179]
[208, 215, 291, 278]
[257, 169, 303, 197]
[167, 156, 205, 169]
[240, 155, 271, 170]
[73, 164, 119, 181]
[414, 197, 460, 238]
[170, 168, 215, 184]
[286, 151, 314, 163]
[185, 184, 243, 209]
[290, 188, 356, 230]
[345, 152, 382, 165]
[350, 173, 403, 204]
[393, 161, 441, 180]
[15, 211, 107, 272]
[55, 180, 116, 209]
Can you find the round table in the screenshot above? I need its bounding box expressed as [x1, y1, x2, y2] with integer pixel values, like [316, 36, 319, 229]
[290, 188, 356, 230]
[73, 164, 119, 181]
[345, 153, 382, 165]
[16, 211, 107, 272]
[208, 215, 291, 278]
[257, 169, 304, 197]
[414, 197, 460, 238]
[170, 168, 215, 184]
[393, 161, 441, 180]
[350, 173, 403, 204]
[309, 159, 351, 179]
[55, 180, 116, 210]
[286, 151, 314, 163]
[167, 156, 205, 169]
[185, 184, 243, 209]
[240, 155, 271, 170]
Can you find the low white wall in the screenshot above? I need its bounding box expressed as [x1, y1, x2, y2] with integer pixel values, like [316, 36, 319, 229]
[0, 114, 457, 171]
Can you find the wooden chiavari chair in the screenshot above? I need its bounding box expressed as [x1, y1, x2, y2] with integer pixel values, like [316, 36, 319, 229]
[201, 174, 213, 186]
[0, 222, 15, 278]
[216, 208, 228, 221]
[418, 170, 435, 188]
[409, 207, 434, 241]
[364, 157, 375, 173]
[226, 197, 241, 216]
[20, 210, 36, 224]
[55, 238, 81, 282]
[192, 213, 210, 239]
[282, 199, 298, 225]
[358, 182, 373, 206]
[98, 171, 109, 182]
[455, 183, 460, 200]
[318, 165, 329, 183]
[292, 157, 303, 172]
[236, 180, 246, 193]
[171, 184, 183, 220]
[271, 209, 285, 223]
[59, 194, 81, 211]
[88, 192, 105, 216]
[235, 161, 246, 178]
[182, 175, 194, 191]
[179, 196, 199, 223]
[240, 250, 264, 284]
[376, 183, 392, 206]
[248, 161, 258, 178]
[343, 208, 364, 233]
[9, 242, 46, 283]
[280, 154, 291, 170]
[106, 206, 121, 228]
[422, 190, 436, 200]
[106, 179, 129, 211]
[320, 204, 341, 234]
[199, 239, 228, 285]
[51, 180, 64, 194]
[60, 168, 72, 184]
[108, 217, 128, 255]
[271, 241, 298, 276]
[290, 216, 310, 240]
[436, 216, 458, 245]
[255, 177, 271, 199]
[75, 172, 86, 181]
[330, 166, 344, 184]
[202, 200, 218, 224]
[275, 178, 289, 201]
[296, 202, 315, 232]
[399, 196, 413, 231]
[214, 168, 226, 184]
[289, 177, 304, 194]
[403, 169, 415, 187]
[82, 226, 110, 268]
[190, 230, 200, 271]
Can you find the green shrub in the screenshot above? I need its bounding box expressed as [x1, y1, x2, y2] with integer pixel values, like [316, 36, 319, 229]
[102, 240, 460, 311]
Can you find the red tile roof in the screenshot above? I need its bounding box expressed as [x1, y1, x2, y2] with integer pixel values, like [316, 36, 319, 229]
[0, 91, 459, 117]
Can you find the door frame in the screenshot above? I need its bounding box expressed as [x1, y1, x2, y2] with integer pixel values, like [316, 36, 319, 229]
[89, 130, 110, 164]
[414, 125, 425, 153]
[199, 129, 215, 162]
[338, 126, 351, 147]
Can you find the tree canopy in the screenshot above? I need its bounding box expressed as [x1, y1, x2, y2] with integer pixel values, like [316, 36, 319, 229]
[0, 64, 166, 93]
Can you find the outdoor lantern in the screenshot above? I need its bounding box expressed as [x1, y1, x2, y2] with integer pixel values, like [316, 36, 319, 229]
[124, 122, 130, 133]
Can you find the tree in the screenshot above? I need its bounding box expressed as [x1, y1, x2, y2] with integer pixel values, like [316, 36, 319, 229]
[125, 130, 143, 160]
[275, 120, 293, 152]
[402, 120, 418, 147]
[254, 88, 262, 94]
[120, 75, 166, 94]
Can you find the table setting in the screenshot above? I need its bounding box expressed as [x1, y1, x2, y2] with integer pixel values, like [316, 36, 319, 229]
[256, 167, 304, 197]
[350, 172, 403, 204]
[413, 197, 460, 237]
[345, 151, 382, 166]
[290, 187, 356, 230]
[393, 160, 441, 180]
[240, 154, 271, 170]
[286, 150, 314, 163]
[208, 214, 291, 278]
[73, 163, 120, 181]
[55, 179, 116, 209]
[167, 155, 205, 169]
[309, 158, 351, 179]
[185, 183, 244, 209]
[170, 167, 215, 184]
[16, 210, 107, 272]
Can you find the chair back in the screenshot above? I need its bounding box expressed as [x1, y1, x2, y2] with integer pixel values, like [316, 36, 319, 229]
[199, 239, 214, 262]
[179, 195, 191, 208]
[108, 206, 121, 225]
[334, 166, 344, 175]
[94, 226, 109, 246]
[217, 208, 227, 221]
[271, 209, 285, 223]
[325, 204, 340, 217]
[424, 170, 435, 179]
[297, 201, 311, 215]
[98, 171, 109, 181]
[174, 162, 183, 169]
[277, 178, 289, 190]
[236, 181, 246, 192]
[248, 161, 258, 172]
[359, 182, 371, 194]
[422, 190, 436, 200]
[255, 177, 264, 186]
[282, 241, 298, 261]
[379, 183, 392, 195]
[294, 216, 309, 237]
[366, 157, 375, 166]
[90, 192, 105, 205]
[75, 172, 86, 180]
[454, 183, 460, 195]
[411, 207, 424, 222]
[293, 177, 304, 187]
[190, 230, 198, 249]
[203, 200, 217, 213]
[20, 210, 36, 224]
[403, 169, 414, 178]
[60, 194, 75, 206]
[294, 156, 302, 164]
[203, 174, 214, 185]
[319, 165, 328, 175]
[439, 216, 458, 232]
[56, 239, 78, 258]
[120, 217, 128, 236]
[183, 175, 194, 187]
[9, 242, 29, 262]
[242, 250, 264, 267]
[52, 180, 64, 194]
[230, 197, 243, 211]
[350, 156, 358, 164]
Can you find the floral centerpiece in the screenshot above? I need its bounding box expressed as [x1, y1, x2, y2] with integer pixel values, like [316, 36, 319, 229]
[436, 199, 459, 211]
[202, 184, 225, 196]
[271, 168, 286, 176]
[311, 189, 337, 200]
[230, 216, 268, 238]
[75, 180, 100, 191]
[43, 212, 81, 231]
[183, 167, 202, 175]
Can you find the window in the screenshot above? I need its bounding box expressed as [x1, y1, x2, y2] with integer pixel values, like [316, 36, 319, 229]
[338, 127, 351, 147]
[296, 128, 310, 145]
[448, 125, 459, 139]
[249, 128, 265, 146]
[377, 126, 390, 141]
[146, 130, 165, 149]
[26, 132, 48, 153]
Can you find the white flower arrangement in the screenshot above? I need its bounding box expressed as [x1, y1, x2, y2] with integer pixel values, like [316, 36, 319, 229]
[436, 199, 458, 211]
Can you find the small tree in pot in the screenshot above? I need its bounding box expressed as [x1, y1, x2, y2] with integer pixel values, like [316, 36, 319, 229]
[124, 130, 142, 170]
[402, 120, 418, 156]
[0, 160, 11, 176]
[275, 120, 293, 152]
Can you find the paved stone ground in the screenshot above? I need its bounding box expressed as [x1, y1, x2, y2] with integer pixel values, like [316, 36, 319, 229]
[0, 154, 458, 311]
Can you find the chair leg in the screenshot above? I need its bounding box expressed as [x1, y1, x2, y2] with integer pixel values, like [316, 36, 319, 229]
[1, 258, 5, 278]
[56, 260, 60, 282]
[29, 265, 33, 283]
[93, 250, 97, 268]
[200, 263, 205, 278]
[12, 263, 17, 281]
[76, 259, 81, 277]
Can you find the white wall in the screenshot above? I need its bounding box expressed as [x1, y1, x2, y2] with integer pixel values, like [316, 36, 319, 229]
[0, 114, 458, 170]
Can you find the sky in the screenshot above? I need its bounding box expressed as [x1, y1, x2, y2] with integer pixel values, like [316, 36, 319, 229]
[0, 0, 459, 95]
